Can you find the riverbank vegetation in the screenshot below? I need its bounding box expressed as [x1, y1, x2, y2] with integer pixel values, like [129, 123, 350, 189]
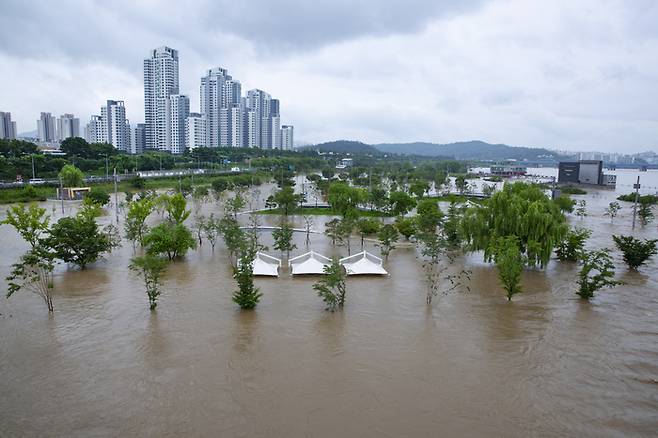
[4, 142, 651, 311]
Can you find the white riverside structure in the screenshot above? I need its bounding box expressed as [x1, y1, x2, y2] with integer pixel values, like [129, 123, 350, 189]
[340, 251, 388, 276]
[288, 251, 332, 275]
[251, 253, 282, 277]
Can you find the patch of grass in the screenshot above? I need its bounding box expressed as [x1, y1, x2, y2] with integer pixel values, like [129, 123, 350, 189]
[0, 185, 54, 204]
[617, 193, 658, 204]
[257, 207, 391, 217]
[426, 194, 485, 204]
[559, 185, 587, 195]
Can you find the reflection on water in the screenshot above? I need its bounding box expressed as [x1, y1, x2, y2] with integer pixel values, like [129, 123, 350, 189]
[1, 177, 658, 437]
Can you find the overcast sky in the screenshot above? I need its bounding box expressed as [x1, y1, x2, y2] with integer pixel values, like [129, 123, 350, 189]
[1, 0, 657, 153]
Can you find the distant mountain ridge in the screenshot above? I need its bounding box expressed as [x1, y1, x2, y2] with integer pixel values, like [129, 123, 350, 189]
[373, 141, 567, 161]
[301, 140, 381, 155]
[304, 139, 569, 161]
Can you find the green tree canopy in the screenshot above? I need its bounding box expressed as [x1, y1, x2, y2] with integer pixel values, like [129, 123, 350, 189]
[143, 222, 197, 260]
[44, 213, 118, 269]
[59, 164, 84, 187]
[327, 182, 366, 219]
[415, 199, 443, 233]
[272, 186, 303, 216]
[461, 182, 568, 268]
[1, 204, 50, 248]
[388, 191, 416, 216]
[612, 235, 658, 270]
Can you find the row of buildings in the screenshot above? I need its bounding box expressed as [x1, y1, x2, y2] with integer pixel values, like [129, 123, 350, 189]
[0, 46, 294, 154]
[141, 46, 294, 154]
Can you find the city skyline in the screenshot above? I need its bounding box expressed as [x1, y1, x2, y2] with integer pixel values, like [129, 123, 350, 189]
[1, 1, 657, 153]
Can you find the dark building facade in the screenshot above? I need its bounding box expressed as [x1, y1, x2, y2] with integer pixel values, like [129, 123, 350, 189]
[558, 162, 580, 184]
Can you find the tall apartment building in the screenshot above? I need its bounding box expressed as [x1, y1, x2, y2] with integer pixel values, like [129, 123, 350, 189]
[200, 67, 242, 147]
[281, 125, 294, 150]
[37, 112, 56, 143]
[185, 113, 206, 150]
[56, 113, 80, 141]
[243, 108, 258, 148]
[101, 100, 130, 152]
[130, 123, 146, 154]
[168, 94, 189, 154]
[245, 89, 272, 148]
[84, 115, 103, 143]
[270, 99, 281, 149]
[144, 46, 179, 152]
[0, 111, 17, 139]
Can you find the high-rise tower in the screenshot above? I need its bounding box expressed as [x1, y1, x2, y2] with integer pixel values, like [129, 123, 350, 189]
[144, 46, 179, 151]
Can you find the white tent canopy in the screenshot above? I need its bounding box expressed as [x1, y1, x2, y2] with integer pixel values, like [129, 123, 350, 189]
[339, 251, 388, 276]
[250, 252, 282, 277]
[288, 251, 331, 275]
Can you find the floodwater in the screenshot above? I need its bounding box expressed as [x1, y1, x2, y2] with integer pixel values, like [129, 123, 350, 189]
[1, 171, 658, 437]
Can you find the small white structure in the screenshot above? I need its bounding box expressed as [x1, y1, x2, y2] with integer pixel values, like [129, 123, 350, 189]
[288, 251, 331, 275]
[339, 251, 388, 276]
[251, 252, 282, 277]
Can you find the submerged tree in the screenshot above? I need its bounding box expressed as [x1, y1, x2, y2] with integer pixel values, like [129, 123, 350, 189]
[377, 224, 399, 261]
[272, 186, 303, 216]
[3, 205, 56, 311]
[637, 199, 655, 226]
[313, 258, 347, 311]
[2, 204, 50, 248]
[232, 244, 262, 310]
[335, 219, 354, 255]
[272, 219, 297, 259]
[327, 183, 366, 219]
[143, 222, 197, 261]
[6, 246, 56, 312]
[577, 249, 621, 300]
[395, 216, 417, 241]
[461, 182, 567, 268]
[493, 236, 525, 301]
[575, 200, 588, 219]
[302, 215, 315, 246]
[555, 227, 591, 262]
[44, 210, 119, 269]
[356, 217, 381, 248]
[163, 193, 191, 225]
[124, 197, 154, 247]
[416, 232, 470, 305]
[443, 201, 464, 248]
[415, 199, 443, 234]
[218, 216, 245, 266]
[129, 254, 168, 310]
[612, 235, 658, 270]
[203, 213, 222, 252]
[324, 218, 341, 245]
[604, 202, 621, 223]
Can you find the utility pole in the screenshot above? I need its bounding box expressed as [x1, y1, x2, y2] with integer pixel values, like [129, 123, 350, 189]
[114, 168, 119, 224]
[632, 175, 641, 230]
[59, 177, 64, 215]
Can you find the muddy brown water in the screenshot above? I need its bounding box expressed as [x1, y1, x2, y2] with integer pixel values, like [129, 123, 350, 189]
[1, 171, 658, 437]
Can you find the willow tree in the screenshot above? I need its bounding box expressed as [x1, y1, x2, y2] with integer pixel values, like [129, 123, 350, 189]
[461, 182, 567, 268]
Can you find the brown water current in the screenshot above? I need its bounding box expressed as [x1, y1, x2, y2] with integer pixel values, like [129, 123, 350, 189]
[1, 170, 658, 437]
